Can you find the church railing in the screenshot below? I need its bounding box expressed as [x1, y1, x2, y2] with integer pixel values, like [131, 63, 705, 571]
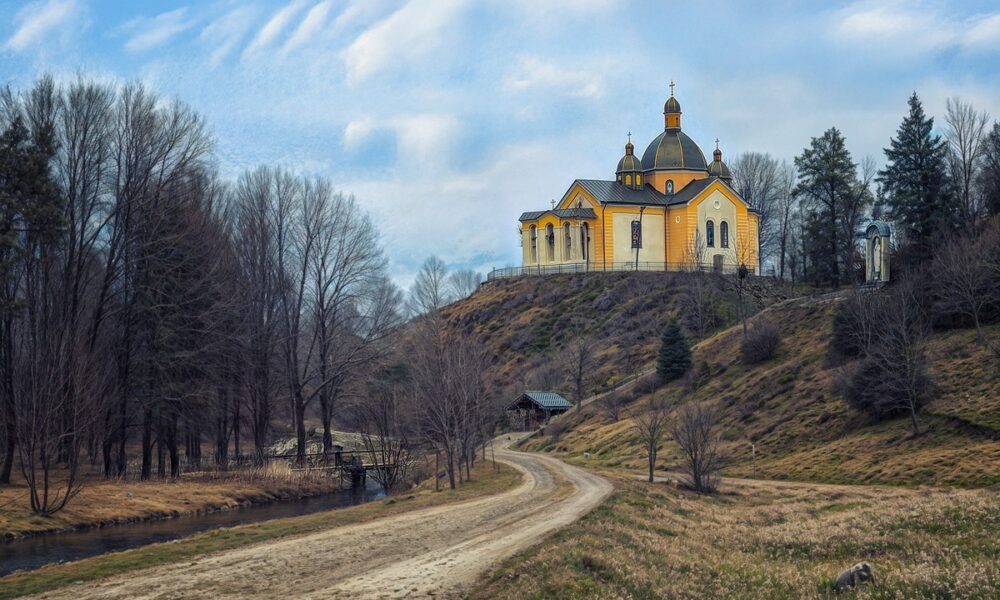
[486, 261, 756, 281]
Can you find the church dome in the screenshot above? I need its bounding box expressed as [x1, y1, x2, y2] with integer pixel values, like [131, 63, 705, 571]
[708, 146, 732, 180]
[641, 129, 708, 172]
[664, 95, 681, 115]
[616, 136, 642, 174]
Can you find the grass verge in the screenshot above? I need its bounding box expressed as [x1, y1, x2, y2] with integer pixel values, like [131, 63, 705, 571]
[0, 461, 520, 599]
[470, 473, 1000, 599]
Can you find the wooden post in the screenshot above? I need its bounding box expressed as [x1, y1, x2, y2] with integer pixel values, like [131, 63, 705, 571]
[751, 443, 756, 479]
[434, 450, 440, 492]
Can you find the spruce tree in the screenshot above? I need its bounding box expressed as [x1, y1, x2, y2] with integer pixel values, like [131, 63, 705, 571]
[979, 122, 1000, 218]
[793, 127, 858, 287]
[656, 319, 691, 382]
[877, 93, 955, 261]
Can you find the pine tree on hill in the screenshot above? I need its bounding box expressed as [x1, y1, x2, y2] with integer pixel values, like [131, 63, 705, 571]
[656, 319, 691, 382]
[877, 92, 956, 261]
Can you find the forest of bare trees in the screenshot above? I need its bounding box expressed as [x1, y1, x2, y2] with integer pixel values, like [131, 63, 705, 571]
[0, 76, 494, 514]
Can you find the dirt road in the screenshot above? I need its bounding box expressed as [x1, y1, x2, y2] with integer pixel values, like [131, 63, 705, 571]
[36, 440, 611, 600]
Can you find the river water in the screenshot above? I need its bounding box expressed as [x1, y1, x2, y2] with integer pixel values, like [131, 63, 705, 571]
[0, 481, 383, 577]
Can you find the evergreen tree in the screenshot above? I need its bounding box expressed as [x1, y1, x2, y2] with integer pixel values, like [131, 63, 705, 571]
[793, 127, 859, 287]
[979, 122, 1000, 217]
[877, 93, 955, 261]
[656, 319, 691, 382]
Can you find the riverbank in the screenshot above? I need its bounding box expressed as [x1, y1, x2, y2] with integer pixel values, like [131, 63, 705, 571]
[0, 460, 521, 599]
[0, 464, 336, 539]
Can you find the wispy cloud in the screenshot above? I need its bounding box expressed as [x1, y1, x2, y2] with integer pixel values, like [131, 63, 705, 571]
[4, 0, 81, 51]
[242, 0, 308, 58]
[123, 8, 194, 52]
[200, 6, 257, 66]
[282, 0, 335, 54]
[342, 0, 468, 84]
[831, 1, 1000, 56]
[503, 56, 605, 99]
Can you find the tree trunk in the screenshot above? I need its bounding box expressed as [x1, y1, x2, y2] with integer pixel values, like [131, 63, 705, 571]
[295, 391, 307, 467]
[141, 407, 153, 480]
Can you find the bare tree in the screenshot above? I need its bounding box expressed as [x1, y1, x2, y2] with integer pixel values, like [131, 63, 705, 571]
[447, 268, 481, 300]
[408, 255, 452, 316]
[731, 152, 780, 266]
[354, 366, 416, 495]
[671, 402, 723, 493]
[944, 97, 990, 232]
[562, 335, 597, 412]
[633, 393, 669, 482]
[774, 162, 797, 279]
[597, 391, 625, 423]
[932, 228, 996, 347]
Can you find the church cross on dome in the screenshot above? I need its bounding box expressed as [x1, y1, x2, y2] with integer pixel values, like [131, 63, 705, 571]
[715, 138, 720, 150]
[669, 80, 675, 96]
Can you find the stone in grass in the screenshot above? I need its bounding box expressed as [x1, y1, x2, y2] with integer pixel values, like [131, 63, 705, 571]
[835, 562, 874, 592]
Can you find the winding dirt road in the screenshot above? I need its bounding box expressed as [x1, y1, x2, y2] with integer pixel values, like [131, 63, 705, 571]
[36, 439, 611, 600]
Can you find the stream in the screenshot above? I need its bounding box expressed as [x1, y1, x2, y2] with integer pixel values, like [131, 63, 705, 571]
[0, 481, 384, 577]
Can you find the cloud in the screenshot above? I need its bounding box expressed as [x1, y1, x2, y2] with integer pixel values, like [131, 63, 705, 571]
[343, 117, 376, 146]
[242, 0, 308, 57]
[282, 0, 335, 53]
[4, 0, 81, 51]
[200, 7, 256, 66]
[503, 56, 605, 99]
[343, 113, 461, 171]
[831, 1, 1000, 56]
[342, 0, 468, 84]
[123, 8, 194, 52]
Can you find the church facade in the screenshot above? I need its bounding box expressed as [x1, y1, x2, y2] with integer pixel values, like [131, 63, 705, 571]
[518, 86, 759, 274]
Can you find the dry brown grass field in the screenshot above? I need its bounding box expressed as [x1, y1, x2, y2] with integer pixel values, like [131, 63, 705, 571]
[0, 464, 335, 539]
[471, 473, 1000, 599]
[519, 296, 1000, 488]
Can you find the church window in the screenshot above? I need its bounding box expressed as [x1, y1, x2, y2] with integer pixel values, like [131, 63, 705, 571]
[564, 223, 572, 258]
[666, 180, 674, 194]
[636, 175, 642, 186]
[625, 174, 632, 186]
[545, 224, 555, 261]
[530, 225, 538, 262]
[617, 175, 622, 183]
[706, 220, 715, 247]
[720, 221, 729, 248]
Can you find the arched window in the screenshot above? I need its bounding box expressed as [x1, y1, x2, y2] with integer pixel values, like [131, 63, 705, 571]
[529, 225, 538, 262]
[564, 223, 572, 259]
[706, 220, 715, 247]
[625, 174, 632, 186]
[545, 224, 555, 261]
[666, 180, 674, 195]
[636, 175, 642, 186]
[720, 221, 729, 248]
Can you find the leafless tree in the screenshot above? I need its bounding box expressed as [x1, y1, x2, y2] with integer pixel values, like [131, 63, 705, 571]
[354, 367, 417, 495]
[447, 268, 481, 300]
[597, 391, 625, 422]
[633, 393, 669, 482]
[731, 152, 780, 266]
[562, 334, 597, 412]
[933, 225, 998, 349]
[671, 402, 723, 493]
[774, 162, 797, 279]
[408, 255, 452, 316]
[944, 97, 990, 232]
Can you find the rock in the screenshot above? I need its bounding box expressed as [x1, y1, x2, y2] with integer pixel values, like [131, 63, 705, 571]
[583, 452, 591, 460]
[835, 562, 874, 592]
[124, 491, 134, 499]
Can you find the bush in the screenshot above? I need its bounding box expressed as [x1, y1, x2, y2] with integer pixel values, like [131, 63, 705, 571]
[841, 357, 932, 421]
[656, 319, 691, 382]
[741, 319, 781, 364]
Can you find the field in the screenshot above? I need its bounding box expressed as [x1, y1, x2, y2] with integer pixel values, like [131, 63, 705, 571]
[472, 473, 1000, 599]
[0, 464, 336, 539]
[520, 296, 1000, 488]
[0, 461, 520, 599]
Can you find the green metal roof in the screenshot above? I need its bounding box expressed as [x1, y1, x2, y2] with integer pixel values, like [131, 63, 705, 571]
[520, 391, 572, 409]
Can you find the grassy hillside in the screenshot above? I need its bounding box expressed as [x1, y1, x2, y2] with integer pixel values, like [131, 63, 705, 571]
[518, 291, 1000, 488]
[443, 272, 799, 400]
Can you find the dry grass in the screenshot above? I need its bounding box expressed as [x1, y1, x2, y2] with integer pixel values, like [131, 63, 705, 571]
[0, 461, 520, 599]
[0, 463, 336, 539]
[521, 297, 1000, 487]
[472, 474, 1000, 599]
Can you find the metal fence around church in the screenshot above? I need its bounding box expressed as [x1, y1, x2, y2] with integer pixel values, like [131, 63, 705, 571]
[486, 261, 758, 281]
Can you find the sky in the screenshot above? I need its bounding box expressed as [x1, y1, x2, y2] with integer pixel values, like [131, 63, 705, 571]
[2, 0, 1000, 286]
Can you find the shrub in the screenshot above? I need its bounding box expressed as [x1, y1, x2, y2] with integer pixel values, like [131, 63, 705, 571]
[741, 319, 781, 364]
[842, 357, 932, 421]
[656, 319, 691, 382]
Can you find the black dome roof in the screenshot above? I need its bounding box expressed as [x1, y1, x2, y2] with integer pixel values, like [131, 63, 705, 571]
[664, 95, 681, 114]
[641, 129, 708, 171]
[616, 153, 642, 173]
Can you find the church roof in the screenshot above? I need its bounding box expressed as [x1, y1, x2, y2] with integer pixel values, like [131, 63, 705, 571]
[616, 153, 642, 173]
[574, 179, 670, 206]
[518, 207, 597, 222]
[866, 221, 891, 236]
[641, 129, 709, 172]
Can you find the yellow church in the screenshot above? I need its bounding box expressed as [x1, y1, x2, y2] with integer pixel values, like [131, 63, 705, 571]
[517, 85, 759, 274]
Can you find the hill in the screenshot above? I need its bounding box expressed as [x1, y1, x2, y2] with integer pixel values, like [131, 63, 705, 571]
[445, 272, 999, 488]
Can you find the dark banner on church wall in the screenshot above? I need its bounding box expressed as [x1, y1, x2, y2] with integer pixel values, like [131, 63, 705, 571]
[631, 220, 642, 249]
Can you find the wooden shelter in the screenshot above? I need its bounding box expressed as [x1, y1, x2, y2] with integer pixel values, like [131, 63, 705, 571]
[506, 391, 572, 430]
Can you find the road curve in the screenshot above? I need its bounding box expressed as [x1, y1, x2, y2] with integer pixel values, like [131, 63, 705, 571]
[35, 439, 612, 600]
